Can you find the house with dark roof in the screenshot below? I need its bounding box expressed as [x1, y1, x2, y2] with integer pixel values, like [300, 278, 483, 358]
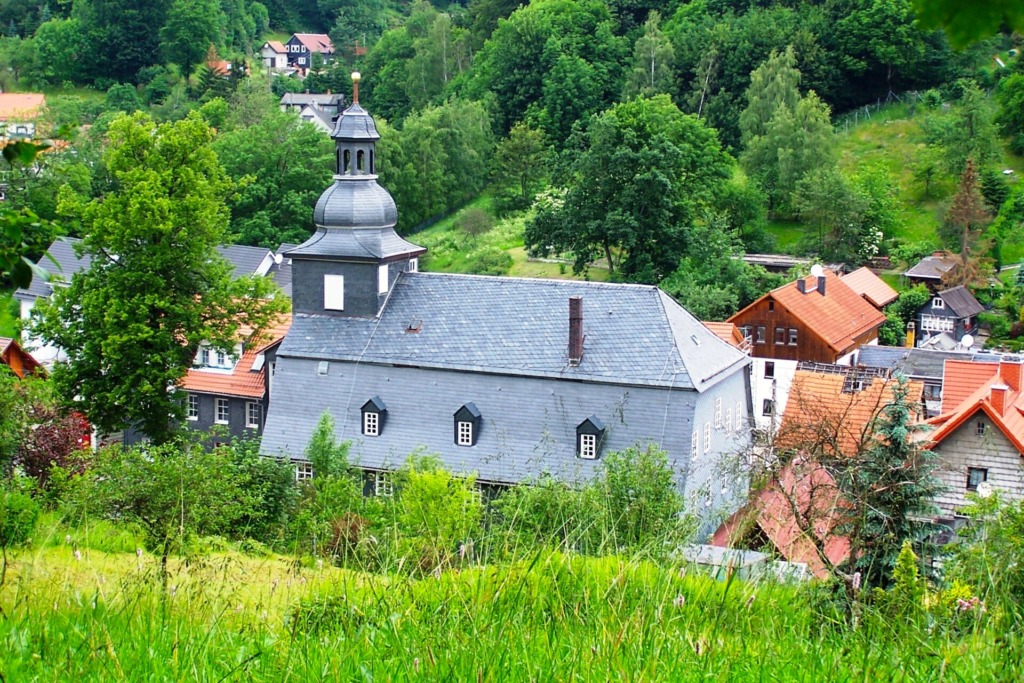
[726, 269, 887, 435]
[925, 357, 1024, 515]
[840, 267, 898, 309]
[280, 92, 346, 115]
[14, 238, 290, 364]
[914, 285, 984, 349]
[904, 251, 958, 289]
[284, 33, 335, 71]
[260, 93, 754, 517]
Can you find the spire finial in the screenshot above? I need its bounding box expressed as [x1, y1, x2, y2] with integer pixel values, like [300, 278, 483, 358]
[351, 71, 361, 104]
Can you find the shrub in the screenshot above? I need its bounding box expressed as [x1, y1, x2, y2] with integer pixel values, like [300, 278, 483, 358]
[457, 207, 495, 238]
[0, 481, 40, 585]
[464, 247, 512, 275]
[223, 438, 296, 544]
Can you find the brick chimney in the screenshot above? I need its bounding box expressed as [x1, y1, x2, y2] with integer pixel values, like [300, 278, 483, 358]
[990, 383, 1009, 415]
[568, 297, 584, 366]
[999, 356, 1023, 392]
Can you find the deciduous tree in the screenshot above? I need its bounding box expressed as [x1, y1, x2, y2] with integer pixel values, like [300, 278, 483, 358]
[32, 113, 287, 443]
[159, 0, 220, 77]
[623, 11, 675, 100]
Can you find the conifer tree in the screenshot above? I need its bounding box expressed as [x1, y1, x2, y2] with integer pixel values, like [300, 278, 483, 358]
[942, 158, 991, 287]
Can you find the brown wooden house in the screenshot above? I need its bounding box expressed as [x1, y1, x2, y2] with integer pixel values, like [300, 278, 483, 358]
[727, 270, 886, 364]
[0, 337, 43, 379]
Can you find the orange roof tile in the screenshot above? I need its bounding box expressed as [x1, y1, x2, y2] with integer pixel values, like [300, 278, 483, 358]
[728, 270, 886, 354]
[779, 370, 924, 457]
[0, 93, 45, 120]
[926, 360, 1024, 455]
[264, 40, 286, 53]
[703, 321, 745, 349]
[182, 314, 291, 399]
[840, 267, 899, 308]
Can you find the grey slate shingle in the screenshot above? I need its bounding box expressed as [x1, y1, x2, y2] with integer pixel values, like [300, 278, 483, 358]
[938, 285, 985, 318]
[216, 245, 273, 279]
[278, 272, 748, 391]
[14, 237, 90, 301]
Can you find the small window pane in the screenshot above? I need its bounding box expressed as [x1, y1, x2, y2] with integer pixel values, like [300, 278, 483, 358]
[215, 398, 230, 424]
[703, 422, 711, 452]
[726, 407, 732, 432]
[579, 433, 597, 459]
[246, 401, 260, 429]
[788, 328, 798, 345]
[775, 327, 785, 345]
[375, 471, 393, 496]
[324, 274, 345, 310]
[966, 467, 987, 490]
[378, 264, 389, 294]
[364, 411, 379, 436]
[764, 362, 775, 379]
[457, 421, 473, 446]
[976, 421, 986, 435]
[409, 257, 419, 272]
[715, 398, 722, 428]
[756, 326, 766, 344]
[691, 431, 698, 460]
[295, 462, 314, 481]
[762, 399, 774, 416]
[187, 394, 199, 420]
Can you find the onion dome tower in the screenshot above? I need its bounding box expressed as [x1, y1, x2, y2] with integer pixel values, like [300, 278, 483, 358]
[287, 72, 425, 317]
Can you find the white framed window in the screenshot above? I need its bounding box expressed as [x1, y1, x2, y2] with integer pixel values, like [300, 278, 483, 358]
[186, 393, 199, 421]
[920, 314, 954, 332]
[579, 433, 597, 459]
[736, 402, 743, 430]
[364, 411, 379, 436]
[409, 257, 419, 272]
[762, 399, 774, 416]
[374, 471, 393, 497]
[691, 431, 698, 460]
[703, 422, 711, 452]
[457, 421, 473, 446]
[765, 361, 775, 379]
[933, 297, 945, 309]
[298, 57, 306, 65]
[215, 398, 230, 425]
[324, 274, 345, 310]
[378, 264, 389, 294]
[788, 328, 798, 346]
[197, 347, 210, 366]
[976, 421, 986, 436]
[726, 407, 732, 432]
[714, 398, 722, 428]
[295, 462, 314, 481]
[246, 401, 260, 429]
[967, 467, 987, 490]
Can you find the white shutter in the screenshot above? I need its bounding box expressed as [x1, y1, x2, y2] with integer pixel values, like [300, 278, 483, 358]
[378, 264, 389, 294]
[324, 274, 345, 310]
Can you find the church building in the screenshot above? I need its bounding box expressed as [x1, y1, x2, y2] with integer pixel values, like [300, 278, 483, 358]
[260, 76, 754, 514]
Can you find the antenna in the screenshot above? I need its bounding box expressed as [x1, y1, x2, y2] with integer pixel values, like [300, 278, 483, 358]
[810, 264, 824, 277]
[961, 334, 974, 349]
[274, 253, 283, 265]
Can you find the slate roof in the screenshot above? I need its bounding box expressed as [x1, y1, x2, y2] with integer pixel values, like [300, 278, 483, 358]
[268, 243, 297, 297]
[215, 245, 273, 279]
[840, 267, 898, 308]
[14, 237, 90, 301]
[331, 103, 380, 140]
[729, 270, 886, 354]
[182, 313, 292, 399]
[856, 346, 978, 380]
[937, 285, 985, 318]
[279, 273, 749, 391]
[300, 103, 335, 130]
[280, 92, 345, 108]
[905, 252, 958, 280]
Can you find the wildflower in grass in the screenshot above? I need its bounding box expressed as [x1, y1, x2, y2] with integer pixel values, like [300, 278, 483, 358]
[745, 595, 755, 609]
[170, 585, 177, 597]
[679, 567, 687, 580]
[956, 597, 985, 613]
[136, 548, 143, 558]
[852, 572, 862, 592]
[73, 549, 81, 561]
[414, 658, 420, 673]
[65, 535, 71, 544]
[674, 594, 686, 608]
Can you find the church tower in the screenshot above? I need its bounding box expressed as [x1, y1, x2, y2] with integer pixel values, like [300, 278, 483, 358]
[287, 72, 425, 318]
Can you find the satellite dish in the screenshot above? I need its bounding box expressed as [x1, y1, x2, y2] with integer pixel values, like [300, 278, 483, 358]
[961, 334, 975, 349]
[274, 253, 283, 265]
[976, 481, 994, 498]
[810, 264, 825, 277]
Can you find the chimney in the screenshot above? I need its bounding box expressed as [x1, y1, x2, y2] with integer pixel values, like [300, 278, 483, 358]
[817, 275, 827, 296]
[796, 279, 806, 294]
[991, 383, 1009, 415]
[568, 297, 584, 366]
[999, 356, 1024, 392]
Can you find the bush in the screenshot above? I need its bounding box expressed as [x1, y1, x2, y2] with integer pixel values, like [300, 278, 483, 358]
[457, 207, 495, 238]
[464, 247, 512, 275]
[0, 483, 40, 552]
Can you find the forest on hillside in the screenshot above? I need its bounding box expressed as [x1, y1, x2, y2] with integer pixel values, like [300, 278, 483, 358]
[3, 0, 1024, 333]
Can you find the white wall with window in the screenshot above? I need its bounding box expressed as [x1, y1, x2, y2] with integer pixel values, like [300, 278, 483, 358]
[749, 357, 797, 435]
[215, 398, 230, 425]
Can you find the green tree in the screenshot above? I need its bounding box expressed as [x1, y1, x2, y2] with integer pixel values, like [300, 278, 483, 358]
[738, 46, 801, 146]
[911, 145, 944, 199]
[923, 81, 999, 176]
[491, 122, 548, 210]
[525, 95, 731, 282]
[77, 0, 174, 83]
[104, 82, 143, 112]
[996, 72, 1024, 156]
[836, 0, 926, 94]
[623, 11, 675, 100]
[28, 18, 85, 84]
[0, 480, 39, 588]
[913, 0, 1024, 48]
[214, 109, 334, 248]
[793, 167, 868, 261]
[878, 284, 929, 346]
[159, 0, 220, 77]
[32, 113, 287, 443]
[837, 375, 942, 588]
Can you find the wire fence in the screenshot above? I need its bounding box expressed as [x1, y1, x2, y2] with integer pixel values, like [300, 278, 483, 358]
[834, 90, 926, 132]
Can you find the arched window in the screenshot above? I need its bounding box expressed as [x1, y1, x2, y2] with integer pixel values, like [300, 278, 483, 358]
[357, 150, 365, 172]
[343, 149, 351, 174]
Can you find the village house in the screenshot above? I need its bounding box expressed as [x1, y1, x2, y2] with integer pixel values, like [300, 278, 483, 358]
[284, 33, 334, 72]
[726, 268, 887, 436]
[925, 356, 1024, 516]
[0, 336, 42, 379]
[839, 266, 898, 310]
[913, 285, 984, 350]
[260, 41, 289, 71]
[260, 88, 754, 517]
[0, 93, 45, 142]
[904, 251, 959, 289]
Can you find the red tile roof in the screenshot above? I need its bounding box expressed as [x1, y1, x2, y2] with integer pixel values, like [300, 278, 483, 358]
[263, 40, 286, 53]
[728, 270, 886, 355]
[712, 459, 851, 579]
[703, 321, 746, 349]
[840, 267, 899, 308]
[779, 369, 924, 458]
[926, 359, 1024, 454]
[182, 314, 291, 399]
[0, 93, 45, 120]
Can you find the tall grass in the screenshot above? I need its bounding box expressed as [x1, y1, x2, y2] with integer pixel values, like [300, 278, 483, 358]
[1, 537, 1018, 681]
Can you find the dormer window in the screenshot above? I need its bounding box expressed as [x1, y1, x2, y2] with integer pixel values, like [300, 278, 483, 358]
[195, 343, 237, 370]
[362, 396, 386, 436]
[454, 403, 481, 447]
[933, 297, 945, 309]
[576, 416, 606, 459]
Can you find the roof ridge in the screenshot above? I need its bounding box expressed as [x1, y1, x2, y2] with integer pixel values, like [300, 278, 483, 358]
[404, 271, 662, 290]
